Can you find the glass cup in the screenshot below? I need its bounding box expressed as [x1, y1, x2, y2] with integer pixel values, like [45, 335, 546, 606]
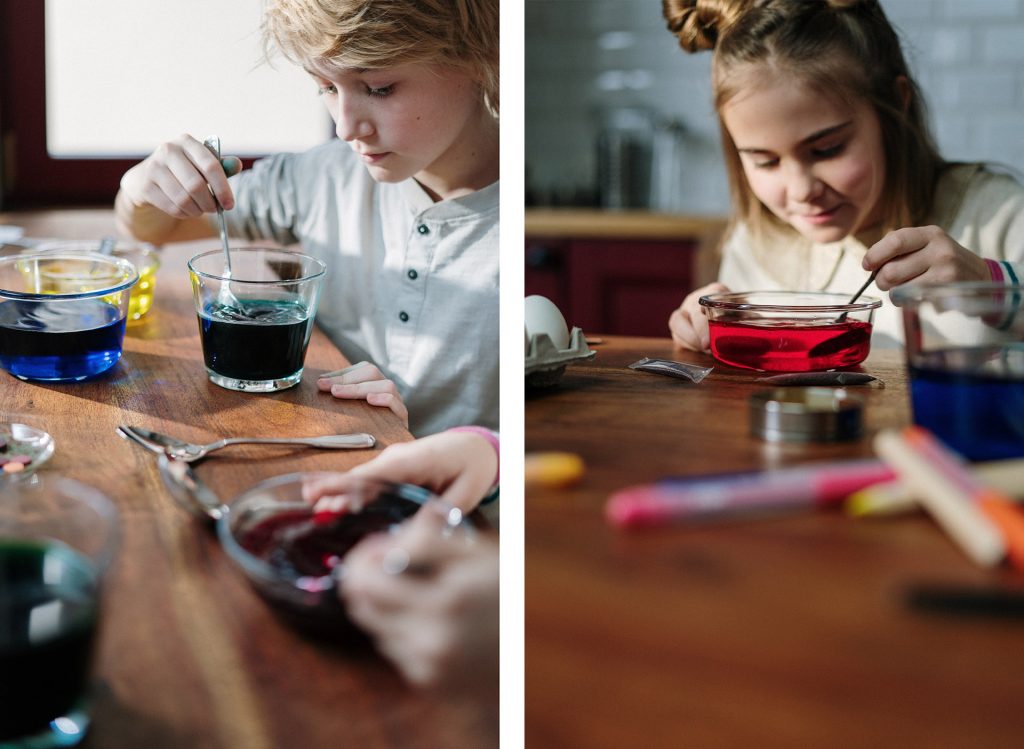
[0, 253, 138, 382]
[0, 475, 119, 748]
[187, 247, 326, 392]
[892, 281, 1024, 460]
[32, 240, 161, 321]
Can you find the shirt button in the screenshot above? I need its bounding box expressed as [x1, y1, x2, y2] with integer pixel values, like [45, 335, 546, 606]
[399, 311, 409, 322]
[417, 224, 429, 235]
[407, 269, 418, 280]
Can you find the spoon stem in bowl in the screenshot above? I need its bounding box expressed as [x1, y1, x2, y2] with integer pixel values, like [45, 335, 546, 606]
[837, 268, 880, 323]
[847, 268, 880, 306]
[203, 135, 242, 310]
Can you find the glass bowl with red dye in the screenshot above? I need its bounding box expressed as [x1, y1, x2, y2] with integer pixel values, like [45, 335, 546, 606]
[216, 473, 475, 638]
[699, 291, 881, 372]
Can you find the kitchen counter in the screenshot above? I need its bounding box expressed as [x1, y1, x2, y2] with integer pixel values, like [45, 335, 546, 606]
[525, 208, 727, 241]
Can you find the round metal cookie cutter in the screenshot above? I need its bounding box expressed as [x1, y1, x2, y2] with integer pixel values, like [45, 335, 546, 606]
[749, 387, 864, 443]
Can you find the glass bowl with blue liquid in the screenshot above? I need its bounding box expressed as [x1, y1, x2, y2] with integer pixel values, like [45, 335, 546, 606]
[0, 252, 138, 382]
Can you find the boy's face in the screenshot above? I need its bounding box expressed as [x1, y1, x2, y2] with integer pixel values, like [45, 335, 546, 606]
[305, 59, 490, 196]
[722, 71, 886, 244]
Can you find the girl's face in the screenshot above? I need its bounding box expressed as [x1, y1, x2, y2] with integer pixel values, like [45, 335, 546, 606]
[721, 72, 886, 243]
[305, 60, 495, 200]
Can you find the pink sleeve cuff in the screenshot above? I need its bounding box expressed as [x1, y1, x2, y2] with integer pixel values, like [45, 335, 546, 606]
[985, 258, 1005, 283]
[447, 426, 500, 486]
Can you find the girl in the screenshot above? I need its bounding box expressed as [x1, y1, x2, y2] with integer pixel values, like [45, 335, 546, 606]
[115, 0, 499, 437]
[662, 0, 1024, 351]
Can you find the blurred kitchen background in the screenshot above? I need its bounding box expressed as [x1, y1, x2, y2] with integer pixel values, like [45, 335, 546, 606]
[525, 0, 1024, 336]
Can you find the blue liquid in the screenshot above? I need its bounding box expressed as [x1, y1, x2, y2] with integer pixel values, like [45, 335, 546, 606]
[199, 299, 312, 381]
[909, 349, 1024, 460]
[0, 299, 127, 382]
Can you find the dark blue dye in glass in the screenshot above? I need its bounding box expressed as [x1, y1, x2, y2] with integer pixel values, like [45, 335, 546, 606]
[199, 299, 312, 381]
[0, 299, 126, 382]
[909, 347, 1024, 460]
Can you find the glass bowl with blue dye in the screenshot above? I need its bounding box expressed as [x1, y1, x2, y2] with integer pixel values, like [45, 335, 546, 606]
[0, 252, 138, 382]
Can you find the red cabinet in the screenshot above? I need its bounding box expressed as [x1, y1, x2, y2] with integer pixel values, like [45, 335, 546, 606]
[525, 237, 698, 337]
[524, 210, 726, 337]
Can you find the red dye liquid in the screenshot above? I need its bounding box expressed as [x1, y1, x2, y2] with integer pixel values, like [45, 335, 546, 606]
[234, 501, 420, 638]
[708, 319, 872, 372]
[239, 509, 397, 579]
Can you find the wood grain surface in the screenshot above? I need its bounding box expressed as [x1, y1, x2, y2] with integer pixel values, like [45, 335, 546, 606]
[1, 210, 495, 749]
[526, 336, 1024, 749]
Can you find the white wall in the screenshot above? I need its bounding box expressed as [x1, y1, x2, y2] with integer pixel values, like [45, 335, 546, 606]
[45, 0, 331, 156]
[526, 0, 1024, 215]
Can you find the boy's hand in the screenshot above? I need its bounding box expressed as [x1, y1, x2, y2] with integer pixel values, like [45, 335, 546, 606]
[865, 226, 990, 291]
[120, 134, 241, 219]
[317, 361, 409, 427]
[301, 430, 498, 515]
[669, 281, 729, 353]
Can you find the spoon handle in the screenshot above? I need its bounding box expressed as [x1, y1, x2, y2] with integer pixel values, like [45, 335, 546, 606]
[203, 135, 234, 274]
[847, 268, 880, 305]
[213, 434, 377, 450]
[836, 268, 881, 323]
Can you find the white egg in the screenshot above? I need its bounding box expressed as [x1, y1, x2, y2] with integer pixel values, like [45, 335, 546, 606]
[524, 295, 571, 350]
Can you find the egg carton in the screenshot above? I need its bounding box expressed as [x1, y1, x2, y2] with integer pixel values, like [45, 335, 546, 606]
[525, 327, 596, 387]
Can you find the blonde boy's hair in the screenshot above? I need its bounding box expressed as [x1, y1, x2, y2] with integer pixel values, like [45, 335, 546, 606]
[263, 0, 499, 115]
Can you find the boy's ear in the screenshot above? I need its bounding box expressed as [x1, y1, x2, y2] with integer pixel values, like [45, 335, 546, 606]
[895, 75, 911, 113]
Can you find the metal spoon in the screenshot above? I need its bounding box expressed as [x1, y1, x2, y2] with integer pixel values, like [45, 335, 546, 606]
[202, 135, 242, 311]
[118, 425, 376, 463]
[158, 454, 227, 522]
[836, 268, 880, 323]
[97, 235, 117, 255]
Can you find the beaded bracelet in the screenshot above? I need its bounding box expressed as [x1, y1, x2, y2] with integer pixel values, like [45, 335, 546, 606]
[447, 426, 500, 505]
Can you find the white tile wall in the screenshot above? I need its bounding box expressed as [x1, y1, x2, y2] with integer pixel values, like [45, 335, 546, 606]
[525, 0, 1024, 216]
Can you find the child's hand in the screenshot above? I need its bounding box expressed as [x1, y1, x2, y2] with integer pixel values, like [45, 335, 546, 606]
[865, 226, 991, 290]
[669, 282, 729, 352]
[340, 523, 499, 694]
[317, 361, 409, 426]
[119, 134, 241, 219]
[301, 430, 498, 515]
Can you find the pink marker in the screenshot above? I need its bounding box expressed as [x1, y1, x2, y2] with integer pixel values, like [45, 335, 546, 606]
[606, 459, 896, 529]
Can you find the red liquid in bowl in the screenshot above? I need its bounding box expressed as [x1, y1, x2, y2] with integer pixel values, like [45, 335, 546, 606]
[708, 319, 872, 371]
[239, 509, 395, 578]
[235, 507, 407, 638]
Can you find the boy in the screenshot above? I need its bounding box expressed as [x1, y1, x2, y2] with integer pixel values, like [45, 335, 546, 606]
[115, 0, 499, 436]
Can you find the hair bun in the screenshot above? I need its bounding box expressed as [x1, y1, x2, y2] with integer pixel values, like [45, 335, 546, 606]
[663, 0, 750, 52]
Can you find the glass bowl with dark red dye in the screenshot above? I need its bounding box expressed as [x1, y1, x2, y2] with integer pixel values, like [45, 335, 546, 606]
[216, 473, 473, 639]
[699, 291, 882, 372]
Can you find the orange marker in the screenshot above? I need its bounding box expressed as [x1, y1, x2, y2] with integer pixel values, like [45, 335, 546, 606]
[885, 426, 1024, 570]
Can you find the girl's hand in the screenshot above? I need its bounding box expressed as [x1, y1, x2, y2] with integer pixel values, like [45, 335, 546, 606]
[669, 282, 729, 352]
[340, 524, 499, 694]
[865, 226, 991, 291]
[119, 134, 241, 219]
[301, 430, 498, 515]
[317, 361, 409, 426]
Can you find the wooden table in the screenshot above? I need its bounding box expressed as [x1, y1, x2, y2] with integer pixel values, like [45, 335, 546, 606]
[526, 336, 1024, 748]
[1, 210, 495, 748]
